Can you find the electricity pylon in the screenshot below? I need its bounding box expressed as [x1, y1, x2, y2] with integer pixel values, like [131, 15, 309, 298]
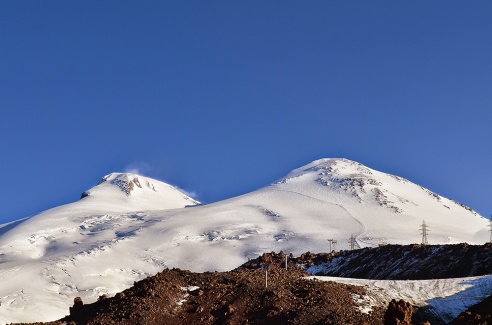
[348, 234, 356, 251]
[420, 220, 429, 245]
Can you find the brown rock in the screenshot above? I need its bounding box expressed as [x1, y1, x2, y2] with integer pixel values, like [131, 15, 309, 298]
[69, 297, 84, 317]
[384, 299, 413, 325]
[97, 294, 108, 301]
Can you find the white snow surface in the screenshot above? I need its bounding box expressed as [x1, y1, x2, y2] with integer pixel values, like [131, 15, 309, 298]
[308, 275, 492, 323]
[0, 159, 489, 323]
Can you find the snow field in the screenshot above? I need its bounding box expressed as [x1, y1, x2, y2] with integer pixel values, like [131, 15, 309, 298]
[308, 275, 492, 323]
[0, 160, 489, 323]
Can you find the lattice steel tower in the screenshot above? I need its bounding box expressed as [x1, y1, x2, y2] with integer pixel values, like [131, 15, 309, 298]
[420, 220, 429, 245]
[348, 234, 356, 251]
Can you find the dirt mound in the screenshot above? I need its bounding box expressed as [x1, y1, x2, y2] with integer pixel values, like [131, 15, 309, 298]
[12, 268, 384, 325]
[245, 244, 492, 280]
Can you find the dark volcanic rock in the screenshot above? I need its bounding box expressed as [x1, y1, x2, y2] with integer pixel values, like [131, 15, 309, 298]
[449, 294, 492, 325]
[302, 243, 492, 280]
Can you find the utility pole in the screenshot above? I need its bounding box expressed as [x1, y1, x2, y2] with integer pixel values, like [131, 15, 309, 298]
[285, 254, 288, 270]
[348, 234, 356, 251]
[327, 239, 337, 252]
[263, 264, 269, 288]
[420, 220, 429, 245]
[265, 269, 268, 288]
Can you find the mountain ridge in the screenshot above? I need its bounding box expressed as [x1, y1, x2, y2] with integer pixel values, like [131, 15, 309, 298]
[0, 158, 489, 324]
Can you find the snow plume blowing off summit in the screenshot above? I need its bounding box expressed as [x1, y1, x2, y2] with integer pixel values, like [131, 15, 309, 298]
[80, 172, 200, 209]
[0, 158, 489, 324]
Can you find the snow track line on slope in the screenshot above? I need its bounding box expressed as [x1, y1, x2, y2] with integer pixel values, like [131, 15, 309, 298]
[339, 205, 375, 248]
[271, 188, 367, 246]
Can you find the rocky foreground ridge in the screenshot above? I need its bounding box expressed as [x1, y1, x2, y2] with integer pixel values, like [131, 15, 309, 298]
[10, 244, 492, 325]
[15, 268, 385, 325]
[249, 243, 492, 280]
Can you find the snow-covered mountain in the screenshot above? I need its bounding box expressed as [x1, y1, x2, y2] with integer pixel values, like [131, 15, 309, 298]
[81, 172, 200, 209]
[0, 173, 199, 260]
[0, 159, 489, 323]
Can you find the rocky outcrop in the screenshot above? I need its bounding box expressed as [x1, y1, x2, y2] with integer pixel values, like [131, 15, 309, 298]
[384, 299, 413, 325]
[69, 296, 84, 318]
[13, 268, 384, 325]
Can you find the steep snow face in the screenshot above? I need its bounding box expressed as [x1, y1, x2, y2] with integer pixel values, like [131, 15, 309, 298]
[0, 160, 489, 324]
[271, 158, 486, 246]
[277, 158, 478, 217]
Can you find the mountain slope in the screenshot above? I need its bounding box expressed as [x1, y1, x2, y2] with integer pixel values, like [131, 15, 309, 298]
[0, 173, 199, 260]
[0, 159, 489, 324]
[272, 158, 485, 246]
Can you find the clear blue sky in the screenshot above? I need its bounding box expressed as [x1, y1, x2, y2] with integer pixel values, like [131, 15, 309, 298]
[1, 1, 491, 223]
